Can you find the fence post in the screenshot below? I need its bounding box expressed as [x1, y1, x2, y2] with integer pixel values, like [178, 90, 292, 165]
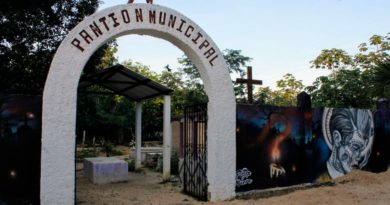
[297, 91, 312, 144]
[297, 91, 311, 110]
[374, 98, 390, 170]
[377, 98, 389, 111]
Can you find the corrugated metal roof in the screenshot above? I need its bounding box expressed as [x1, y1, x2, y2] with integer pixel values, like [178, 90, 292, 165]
[78, 64, 173, 101]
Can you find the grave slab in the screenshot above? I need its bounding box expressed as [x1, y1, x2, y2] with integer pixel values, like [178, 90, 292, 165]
[83, 157, 128, 184]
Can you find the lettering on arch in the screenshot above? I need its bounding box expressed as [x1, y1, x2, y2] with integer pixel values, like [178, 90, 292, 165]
[70, 7, 219, 66]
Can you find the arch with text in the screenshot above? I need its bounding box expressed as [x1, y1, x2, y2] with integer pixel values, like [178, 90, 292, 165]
[41, 3, 236, 204]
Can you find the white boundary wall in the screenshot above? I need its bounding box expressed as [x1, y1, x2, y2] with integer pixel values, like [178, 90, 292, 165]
[41, 3, 236, 204]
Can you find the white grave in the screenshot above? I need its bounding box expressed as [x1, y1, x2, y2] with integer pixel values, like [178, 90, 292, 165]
[83, 157, 128, 184]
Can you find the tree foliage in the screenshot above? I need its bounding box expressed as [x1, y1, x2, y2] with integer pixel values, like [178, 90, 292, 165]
[178, 49, 252, 99]
[306, 69, 375, 108]
[254, 86, 274, 105]
[0, 1, 256, 144]
[77, 60, 163, 144]
[307, 33, 390, 108]
[355, 34, 390, 69]
[0, 0, 99, 93]
[254, 74, 304, 107]
[179, 49, 251, 79]
[311, 48, 352, 69]
[224, 49, 252, 77]
[273, 74, 304, 106]
[77, 47, 253, 143]
[372, 62, 390, 99]
[83, 41, 119, 75]
[311, 33, 390, 70]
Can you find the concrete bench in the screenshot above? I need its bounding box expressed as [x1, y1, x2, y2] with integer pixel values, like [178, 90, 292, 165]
[84, 157, 128, 184]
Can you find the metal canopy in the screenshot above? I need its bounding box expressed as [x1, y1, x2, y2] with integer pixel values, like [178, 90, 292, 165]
[78, 64, 173, 101]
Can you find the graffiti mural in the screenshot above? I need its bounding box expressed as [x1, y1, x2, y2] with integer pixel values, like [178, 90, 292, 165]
[322, 108, 374, 178]
[236, 104, 389, 192]
[236, 104, 330, 191]
[0, 94, 42, 205]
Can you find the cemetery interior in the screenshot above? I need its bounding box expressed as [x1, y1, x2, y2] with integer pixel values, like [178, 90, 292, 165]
[0, 1, 390, 205]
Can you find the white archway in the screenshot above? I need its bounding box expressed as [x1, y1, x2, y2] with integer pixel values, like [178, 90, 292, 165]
[41, 4, 236, 204]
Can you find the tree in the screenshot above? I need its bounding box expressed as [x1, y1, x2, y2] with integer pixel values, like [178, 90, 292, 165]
[311, 33, 389, 70]
[308, 33, 390, 108]
[159, 69, 184, 91]
[178, 49, 252, 99]
[122, 60, 159, 80]
[273, 74, 304, 106]
[254, 86, 273, 105]
[355, 34, 390, 69]
[77, 41, 122, 143]
[372, 61, 390, 99]
[311, 48, 352, 69]
[254, 74, 304, 107]
[224, 49, 252, 77]
[83, 41, 119, 74]
[77, 60, 166, 144]
[306, 69, 375, 108]
[157, 66, 208, 117]
[158, 69, 204, 117]
[0, 0, 100, 93]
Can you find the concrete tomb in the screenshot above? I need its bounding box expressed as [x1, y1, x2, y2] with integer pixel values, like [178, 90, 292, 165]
[83, 157, 128, 184]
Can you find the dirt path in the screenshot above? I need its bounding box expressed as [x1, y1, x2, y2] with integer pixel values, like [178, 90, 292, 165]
[76, 166, 390, 205]
[76, 168, 200, 205]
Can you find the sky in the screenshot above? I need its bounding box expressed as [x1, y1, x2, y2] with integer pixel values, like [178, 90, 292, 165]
[98, 0, 390, 89]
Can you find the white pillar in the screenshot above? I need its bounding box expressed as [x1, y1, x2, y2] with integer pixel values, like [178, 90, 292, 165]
[135, 102, 142, 169]
[163, 95, 172, 181]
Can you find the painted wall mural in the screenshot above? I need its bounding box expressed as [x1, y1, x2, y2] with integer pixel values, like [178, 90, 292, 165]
[0, 94, 42, 205]
[236, 104, 390, 192]
[322, 108, 374, 178]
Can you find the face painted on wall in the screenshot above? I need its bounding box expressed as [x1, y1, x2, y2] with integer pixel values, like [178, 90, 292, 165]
[323, 108, 374, 178]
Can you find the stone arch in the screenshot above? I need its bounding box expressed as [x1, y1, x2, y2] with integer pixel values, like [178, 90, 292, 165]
[41, 4, 236, 204]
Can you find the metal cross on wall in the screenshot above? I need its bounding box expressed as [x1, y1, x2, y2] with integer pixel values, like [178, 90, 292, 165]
[236, 66, 263, 104]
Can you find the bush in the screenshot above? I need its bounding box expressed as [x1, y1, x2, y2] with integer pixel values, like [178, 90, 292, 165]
[76, 149, 98, 162]
[110, 148, 123, 156]
[171, 150, 179, 175]
[127, 159, 135, 172]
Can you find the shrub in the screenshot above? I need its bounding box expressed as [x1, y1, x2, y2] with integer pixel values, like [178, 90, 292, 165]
[110, 148, 123, 156]
[171, 150, 179, 175]
[127, 159, 135, 172]
[76, 149, 98, 162]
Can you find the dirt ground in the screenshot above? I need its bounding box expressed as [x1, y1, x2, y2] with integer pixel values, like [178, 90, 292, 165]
[76, 162, 390, 205]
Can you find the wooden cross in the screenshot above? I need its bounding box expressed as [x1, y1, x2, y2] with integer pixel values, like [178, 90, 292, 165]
[236, 66, 262, 104]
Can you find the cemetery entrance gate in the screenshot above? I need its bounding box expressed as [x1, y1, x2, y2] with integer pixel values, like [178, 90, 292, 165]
[42, 3, 236, 203]
[183, 104, 208, 200]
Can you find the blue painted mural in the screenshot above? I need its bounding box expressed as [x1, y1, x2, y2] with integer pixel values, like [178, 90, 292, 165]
[0, 94, 42, 205]
[236, 104, 390, 192]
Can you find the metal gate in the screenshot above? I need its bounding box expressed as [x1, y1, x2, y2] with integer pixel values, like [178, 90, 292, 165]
[182, 103, 208, 201]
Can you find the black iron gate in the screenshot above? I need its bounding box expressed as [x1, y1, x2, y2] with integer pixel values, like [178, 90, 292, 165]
[182, 103, 208, 201]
